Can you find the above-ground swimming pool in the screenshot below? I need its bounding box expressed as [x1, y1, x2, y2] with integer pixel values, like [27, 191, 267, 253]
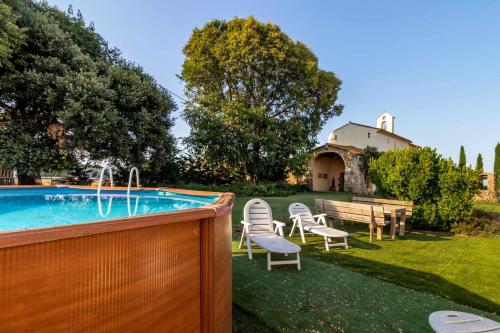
[0, 186, 233, 333]
[0, 187, 219, 231]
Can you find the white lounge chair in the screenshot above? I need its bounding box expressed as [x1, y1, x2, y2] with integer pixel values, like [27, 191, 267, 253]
[429, 311, 500, 333]
[289, 202, 349, 251]
[239, 198, 301, 270]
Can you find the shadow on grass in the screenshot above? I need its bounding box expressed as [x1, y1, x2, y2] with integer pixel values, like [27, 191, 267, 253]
[297, 242, 500, 314]
[232, 254, 500, 332]
[233, 303, 277, 333]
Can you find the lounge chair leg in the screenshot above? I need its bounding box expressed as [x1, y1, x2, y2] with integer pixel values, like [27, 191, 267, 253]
[267, 252, 271, 271]
[344, 236, 348, 249]
[299, 225, 306, 244]
[238, 228, 245, 249]
[289, 220, 297, 237]
[246, 235, 252, 259]
[297, 252, 301, 270]
[324, 237, 330, 251]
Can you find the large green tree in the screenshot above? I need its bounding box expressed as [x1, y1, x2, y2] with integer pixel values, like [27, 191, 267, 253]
[459, 145, 466, 169]
[0, 2, 23, 68]
[495, 143, 500, 192]
[0, 0, 177, 184]
[181, 17, 343, 182]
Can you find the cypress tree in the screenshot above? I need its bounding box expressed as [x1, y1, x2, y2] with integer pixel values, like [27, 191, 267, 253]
[459, 145, 466, 169]
[475, 153, 483, 173]
[495, 143, 500, 192]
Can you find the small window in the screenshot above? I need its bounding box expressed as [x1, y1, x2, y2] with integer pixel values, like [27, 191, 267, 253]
[368, 132, 371, 138]
[334, 135, 337, 140]
[323, 173, 328, 179]
[318, 173, 322, 179]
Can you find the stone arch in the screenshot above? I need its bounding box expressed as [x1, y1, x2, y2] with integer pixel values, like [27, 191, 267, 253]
[311, 152, 346, 192]
[306, 144, 368, 194]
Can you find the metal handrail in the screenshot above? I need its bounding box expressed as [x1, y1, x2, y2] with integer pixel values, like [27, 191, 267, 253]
[127, 167, 140, 216]
[97, 164, 114, 217]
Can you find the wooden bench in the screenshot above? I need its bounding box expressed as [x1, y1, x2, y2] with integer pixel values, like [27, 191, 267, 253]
[352, 197, 413, 237]
[315, 199, 386, 242]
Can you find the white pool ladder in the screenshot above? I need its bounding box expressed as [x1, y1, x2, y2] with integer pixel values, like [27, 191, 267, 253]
[97, 164, 114, 217]
[127, 167, 140, 216]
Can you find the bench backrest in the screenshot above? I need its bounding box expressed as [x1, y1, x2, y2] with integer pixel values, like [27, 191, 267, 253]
[352, 197, 413, 216]
[315, 199, 385, 225]
[243, 198, 274, 233]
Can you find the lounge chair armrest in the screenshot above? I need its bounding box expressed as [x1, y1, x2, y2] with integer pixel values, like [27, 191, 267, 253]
[241, 221, 251, 227]
[272, 220, 286, 227]
[289, 213, 300, 219]
[273, 221, 285, 237]
[313, 213, 328, 226]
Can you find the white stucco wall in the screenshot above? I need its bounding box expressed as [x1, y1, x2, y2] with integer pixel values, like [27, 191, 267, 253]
[328, 123, 410, 152]
[376, 112, 395, 133]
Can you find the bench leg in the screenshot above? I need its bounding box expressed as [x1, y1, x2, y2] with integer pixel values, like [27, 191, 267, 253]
[376, 225, 383, 240]
[267, 252, 271, 271]
[369, 223, 374, 242]
[399, 218, 405, 236]
[390, 211, 396, 240]
[324, 237, 330, 251]
[297, 252, 301, 270]
[344, 236, 348, 249]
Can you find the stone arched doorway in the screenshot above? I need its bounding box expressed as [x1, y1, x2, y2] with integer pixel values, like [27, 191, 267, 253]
[312, 152, 346, 192]
[305, 143, 368, 194]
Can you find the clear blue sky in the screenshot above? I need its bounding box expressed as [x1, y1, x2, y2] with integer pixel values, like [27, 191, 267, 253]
[48, 0, 500, 171]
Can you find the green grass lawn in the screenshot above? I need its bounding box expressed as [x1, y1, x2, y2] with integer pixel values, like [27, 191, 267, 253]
[231, 192, 500, 332]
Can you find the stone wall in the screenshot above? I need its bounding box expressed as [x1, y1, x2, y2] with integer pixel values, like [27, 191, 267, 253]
[305, 144, 369, 195]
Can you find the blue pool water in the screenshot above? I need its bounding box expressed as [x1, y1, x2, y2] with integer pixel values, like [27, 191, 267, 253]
[0, 187, 219, 232]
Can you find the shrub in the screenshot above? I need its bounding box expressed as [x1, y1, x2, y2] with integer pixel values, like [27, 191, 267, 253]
[166, 181, 309, 197]
[452, 217, 499, 236]
[369, 147, 480, 230]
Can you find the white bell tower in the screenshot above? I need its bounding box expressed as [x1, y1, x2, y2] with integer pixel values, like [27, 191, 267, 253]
[376, 112, 395, 133]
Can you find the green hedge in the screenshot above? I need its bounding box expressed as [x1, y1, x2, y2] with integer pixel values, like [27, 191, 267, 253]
[166, 181, 309, 197]
[369, 147, 480, 230]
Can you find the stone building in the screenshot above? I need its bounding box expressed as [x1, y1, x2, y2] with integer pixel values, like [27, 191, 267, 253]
[306, 113, 415, 194]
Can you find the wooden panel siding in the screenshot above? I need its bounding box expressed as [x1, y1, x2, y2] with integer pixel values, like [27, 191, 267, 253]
[0, 187, 234, 333]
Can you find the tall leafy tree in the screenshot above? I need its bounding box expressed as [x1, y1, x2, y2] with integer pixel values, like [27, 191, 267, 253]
[0, 2, 23, 68]
[475, 153, 483, 173]
[0, 0, 177, 184]
[495, 143, 500, 192]
[459, 145, 466, 169]
[181, 17, 343, 182]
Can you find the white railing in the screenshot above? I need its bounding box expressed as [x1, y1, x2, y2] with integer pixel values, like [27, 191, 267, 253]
[127, 167, 140, 216]
[97, 164, 114, 217]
